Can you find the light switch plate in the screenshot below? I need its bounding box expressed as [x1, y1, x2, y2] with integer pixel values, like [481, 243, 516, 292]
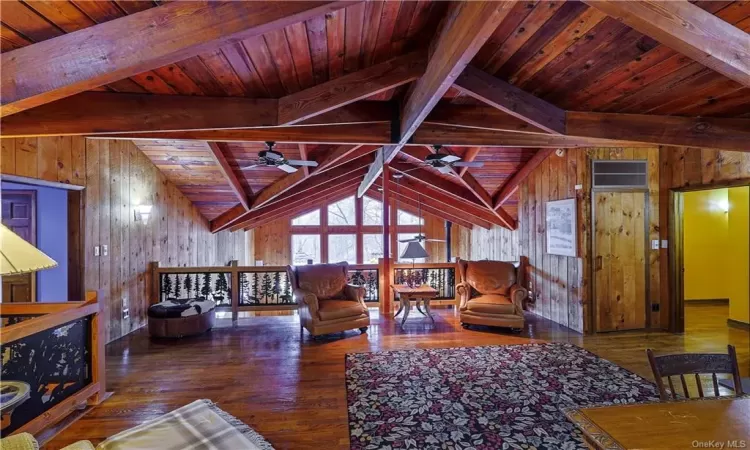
[94, 246, 100, 256]
[661, 240, 668, 249]
[651, 240, 659, 250]
[574, 184, 583, 190]
[102, 244, 108, 256]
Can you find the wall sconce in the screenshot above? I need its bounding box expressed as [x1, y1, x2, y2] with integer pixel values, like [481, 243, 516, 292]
[134, 205, 153, 224]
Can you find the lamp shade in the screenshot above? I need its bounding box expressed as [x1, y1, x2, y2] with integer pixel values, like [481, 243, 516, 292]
[400, 241, 429, 260]
[0, 224, 57, 275]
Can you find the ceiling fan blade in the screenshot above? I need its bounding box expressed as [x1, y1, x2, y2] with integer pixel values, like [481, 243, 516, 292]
[286, 160, 319, 167]
[425, 239, 445, 242]
[239, 164, 260, 170]
[440, 154, 461, 163]
[452, 161, 484, 168]
[264, 151, 283, 161]
[398, 238, 418, 243]
[436, 165, 453, 174]
[278, 164, 298, 173]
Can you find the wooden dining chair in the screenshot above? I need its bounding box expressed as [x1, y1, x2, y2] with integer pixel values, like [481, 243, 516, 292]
[647, 345, 744, 400]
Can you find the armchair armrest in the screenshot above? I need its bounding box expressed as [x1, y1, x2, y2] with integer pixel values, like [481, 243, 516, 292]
[293, 288, 318, 310]
[344, 284, 366, 302]
[456, 282, 471, 310]
[509, 285, 528, 311]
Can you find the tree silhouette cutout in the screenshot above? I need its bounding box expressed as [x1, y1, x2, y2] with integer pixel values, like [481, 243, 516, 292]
[161, 275, 172, 301]
[174, 274, 182, 299]
[184, 275, 192, 299]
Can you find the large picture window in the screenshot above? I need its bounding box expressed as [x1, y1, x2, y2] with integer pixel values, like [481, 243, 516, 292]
[290, 195, 423, 265]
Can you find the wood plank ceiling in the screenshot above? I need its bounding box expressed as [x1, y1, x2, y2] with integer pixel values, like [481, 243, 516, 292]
[2, 0, 749, 228]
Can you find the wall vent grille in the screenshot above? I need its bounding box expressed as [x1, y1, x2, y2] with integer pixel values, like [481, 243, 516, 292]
[592, 160, 648, 189]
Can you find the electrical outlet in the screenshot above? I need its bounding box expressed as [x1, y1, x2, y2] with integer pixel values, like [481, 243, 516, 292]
[651, 304, 660, 312]
[122, 299, 129, 320]
[103, 245, 108, 256]
[94, 246, 100, 256]
[661, 240, 668, 249]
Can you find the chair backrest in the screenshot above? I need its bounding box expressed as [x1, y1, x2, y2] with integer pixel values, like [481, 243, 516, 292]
[287, 262, 348, 300]
[457, 259, 517, 296]
[646, 345, 743, 400]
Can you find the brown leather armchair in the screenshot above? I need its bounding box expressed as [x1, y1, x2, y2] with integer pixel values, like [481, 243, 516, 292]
[287, 262, 370, 337]
[456, 259, 527, 330]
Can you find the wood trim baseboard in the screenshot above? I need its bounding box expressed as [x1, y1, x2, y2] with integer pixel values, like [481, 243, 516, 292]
[727, 318, 750, 330]
[684, 298, 729, 305]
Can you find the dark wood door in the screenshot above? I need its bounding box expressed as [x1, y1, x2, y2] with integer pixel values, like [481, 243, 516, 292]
[2, 190, 37, 303]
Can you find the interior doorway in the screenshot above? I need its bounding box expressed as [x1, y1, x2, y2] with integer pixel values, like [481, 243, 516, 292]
[1, 190, 37, 302]
[1, 177, 84, 303]
[672, 184, 750, 335]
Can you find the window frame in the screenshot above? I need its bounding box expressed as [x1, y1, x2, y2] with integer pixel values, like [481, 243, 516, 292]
[289, 194, 421, 264]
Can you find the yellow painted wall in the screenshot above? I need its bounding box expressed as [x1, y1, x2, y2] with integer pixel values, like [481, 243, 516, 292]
[683, 189, 731, 301]
[728, 186, 749, 324]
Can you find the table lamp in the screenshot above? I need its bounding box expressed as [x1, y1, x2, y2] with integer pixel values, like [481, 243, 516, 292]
[400, 242, 428, 287]
[1, 223, 58, 275]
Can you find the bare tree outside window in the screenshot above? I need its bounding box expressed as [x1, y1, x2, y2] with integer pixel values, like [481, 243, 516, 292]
[363, 234, 384, 263]
[292, 210, 320, 226]
[328, 196, 355, 225]
[363, 196, 383, 225]
[291, 234, 320, 264]
[328, 234, 356, 263]
[397, 209, 423, 226]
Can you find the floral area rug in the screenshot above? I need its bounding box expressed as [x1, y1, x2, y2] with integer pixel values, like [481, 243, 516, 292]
[345, 343, 659, 450]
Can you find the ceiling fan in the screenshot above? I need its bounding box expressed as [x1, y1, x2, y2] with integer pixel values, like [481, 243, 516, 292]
[396, 186, 443, 244]
[239, 142, 318, 174]
[422, 145, 484, 174]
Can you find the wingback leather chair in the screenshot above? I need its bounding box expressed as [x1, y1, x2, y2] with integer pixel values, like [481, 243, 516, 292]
[456, 259, 527, 330]
[287, 262, 370, 337]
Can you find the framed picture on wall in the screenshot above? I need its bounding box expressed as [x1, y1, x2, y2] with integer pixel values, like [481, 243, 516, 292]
[546, 198, 577, 257]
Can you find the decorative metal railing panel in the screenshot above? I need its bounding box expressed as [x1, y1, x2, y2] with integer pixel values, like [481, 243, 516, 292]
[394, 267, 456, 300]
[0, 317, 92, 435]
[158, 272, 232, 306]
[347, 268, 379, 303]
[1, 314, 43, 327]
[239, 271, 293, 306]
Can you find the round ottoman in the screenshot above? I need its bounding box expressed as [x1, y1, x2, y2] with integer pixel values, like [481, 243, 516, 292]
[147, 299, 216, 338]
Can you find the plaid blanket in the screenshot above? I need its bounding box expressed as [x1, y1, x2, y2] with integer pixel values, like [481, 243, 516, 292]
[98, 399, 273, 450]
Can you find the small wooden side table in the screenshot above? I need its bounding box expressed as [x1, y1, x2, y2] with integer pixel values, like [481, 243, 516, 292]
[391, 284, 438, 327]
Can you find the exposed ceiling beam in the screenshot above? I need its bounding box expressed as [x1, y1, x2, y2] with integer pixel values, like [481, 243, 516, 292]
[425, 105, 547, 135]
[583, 0, 750, 87]
[232, 170, 367, 231]
[93, 123, 392, 145]
[457, 147, 482, 178]
[389, 174, 510, 228]
[278, 51, 425, 125]
[453, 65, 566, 134]
[412, 124, 652, 148]
[566, 112, 750, 152]
[421, 145, 515, 229]
[357, 1, 514, 197]
[0, 1, 353, 117]
[368, 185, 481, 230]
[0, 92, 277, 137]
[492, 149, 555, 209]
[212, 151, 374, 232]
[240, 185, 360, 231]
[205, 142, 251, 211]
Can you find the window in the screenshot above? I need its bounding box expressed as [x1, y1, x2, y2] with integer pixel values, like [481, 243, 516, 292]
[328, 196, 355, 225]
[362, 196, 383, 225]
[397, 209, 423, 226]
[292, 210, 320, 226]
[291, 234, 320, 265]
[397, 234, 426, 263]
[362, 234, 384, 263]
[328, 234, 356, 263]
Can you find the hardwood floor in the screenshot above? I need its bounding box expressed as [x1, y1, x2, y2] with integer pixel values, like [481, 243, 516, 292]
[48, 304, 748, 450]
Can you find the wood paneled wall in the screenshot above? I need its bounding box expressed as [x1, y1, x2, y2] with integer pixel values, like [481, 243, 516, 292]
[1, 137, 246, 343]
[509, 146, 750, 334]
[469, 226, 519, 261]
[517, 147, 659, 334]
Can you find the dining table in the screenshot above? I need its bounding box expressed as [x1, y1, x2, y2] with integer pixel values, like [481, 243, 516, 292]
[565, 397, 750, 450]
